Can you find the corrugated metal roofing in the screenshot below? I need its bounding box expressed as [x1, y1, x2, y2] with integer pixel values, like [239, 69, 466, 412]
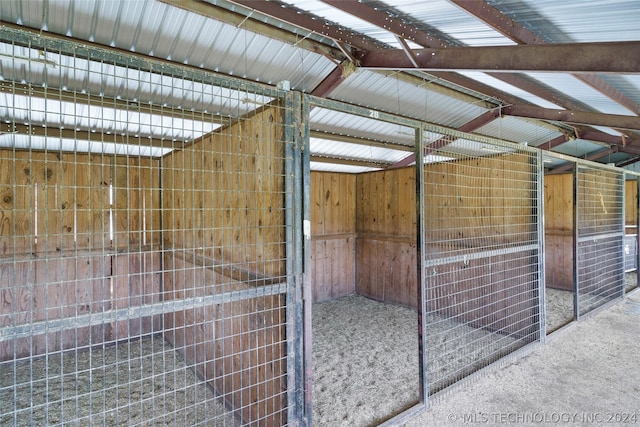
[377, 0, 516, 46]
[309, 108, 416, 146]
[457, 72, 563, 109]
[0, 134, 171, 157]
[554, 139, 611, 158]
[525, 72, 637, 116]
[1, 0, 335, 92]
[475, 116, 563, 147]
[309, 162, 380, 174]
[310, 137, 409, 165]
[330, 70, 490, 128]
[0, 0, 638, 171]
[598, 75, 640, 108]
[488, 0, 640, 43]
[1, 93, 218, 142]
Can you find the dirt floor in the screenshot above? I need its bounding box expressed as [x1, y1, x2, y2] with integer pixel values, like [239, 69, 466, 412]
[312, 295, 525, 426]
[405, 290, 640, 426]
[312, 296, 420, 426]
[313, 289, 639, 427]
[545, 288, 574, 333]
[0, 337, 238, 426]
[2, 281, 637, 427]
[626, 271, 638, 293]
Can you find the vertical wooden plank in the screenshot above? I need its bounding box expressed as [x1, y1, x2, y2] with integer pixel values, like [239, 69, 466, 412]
[310, 172, 324, 235]
[313, 240, 330, 302]
[0, 150, 18, 255]
[329, 239, 342, 299]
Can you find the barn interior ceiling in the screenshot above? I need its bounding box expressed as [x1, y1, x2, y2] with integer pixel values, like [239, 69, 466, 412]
[0, 0, 639, 172]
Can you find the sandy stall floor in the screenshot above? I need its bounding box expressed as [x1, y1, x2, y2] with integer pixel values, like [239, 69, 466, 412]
[625, 271, 638, 292]
[312, 295, 527, 426]
[312, 296, 420, 426]
[0, 337, 238, 427]
[545, 288, 574, 333]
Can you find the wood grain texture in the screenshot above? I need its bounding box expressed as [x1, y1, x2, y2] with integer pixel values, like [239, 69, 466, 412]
[625, 179, 638, 232]
[309, 172, 357, 302]
[544, 173, 575, 290]
[0, 150, 162, 361]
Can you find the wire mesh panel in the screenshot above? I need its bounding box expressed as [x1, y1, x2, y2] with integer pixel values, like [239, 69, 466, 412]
[575, 165, 625, 315]
[423, 134, 541, 394]
[0, 28, 300, 426]
[624, 234, 637, 272]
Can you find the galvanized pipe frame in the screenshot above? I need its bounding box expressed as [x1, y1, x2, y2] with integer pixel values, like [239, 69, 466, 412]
[301, 95, 313, 427]
[0, 283, 288, 342]
[284, 89, 307, 426]
[537, 150, 548, 342]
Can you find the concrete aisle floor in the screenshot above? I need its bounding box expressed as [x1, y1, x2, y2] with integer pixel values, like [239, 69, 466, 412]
[405, 291, 640, 426]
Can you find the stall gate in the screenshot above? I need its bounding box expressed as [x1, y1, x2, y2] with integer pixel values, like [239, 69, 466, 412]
[575, 165, 625, 317]
[0, 27, 306, 427]
[423, 134, 543, 394]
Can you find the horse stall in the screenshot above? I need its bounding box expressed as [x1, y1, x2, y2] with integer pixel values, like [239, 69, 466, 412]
[0, 30, 303, 427]
[544, 172, 576, 332]
[308, 108, 543, 425]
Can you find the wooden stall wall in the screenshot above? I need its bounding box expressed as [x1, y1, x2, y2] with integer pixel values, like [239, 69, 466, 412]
[309, 172, 356, 302]
[355, 167, 417, 308]
[544, 173, 574, 291]
[625, 179, 638, 233]
[624, 179, 638, 273]
[0, 151, 161, 361]
[162, 105, 287, 426]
